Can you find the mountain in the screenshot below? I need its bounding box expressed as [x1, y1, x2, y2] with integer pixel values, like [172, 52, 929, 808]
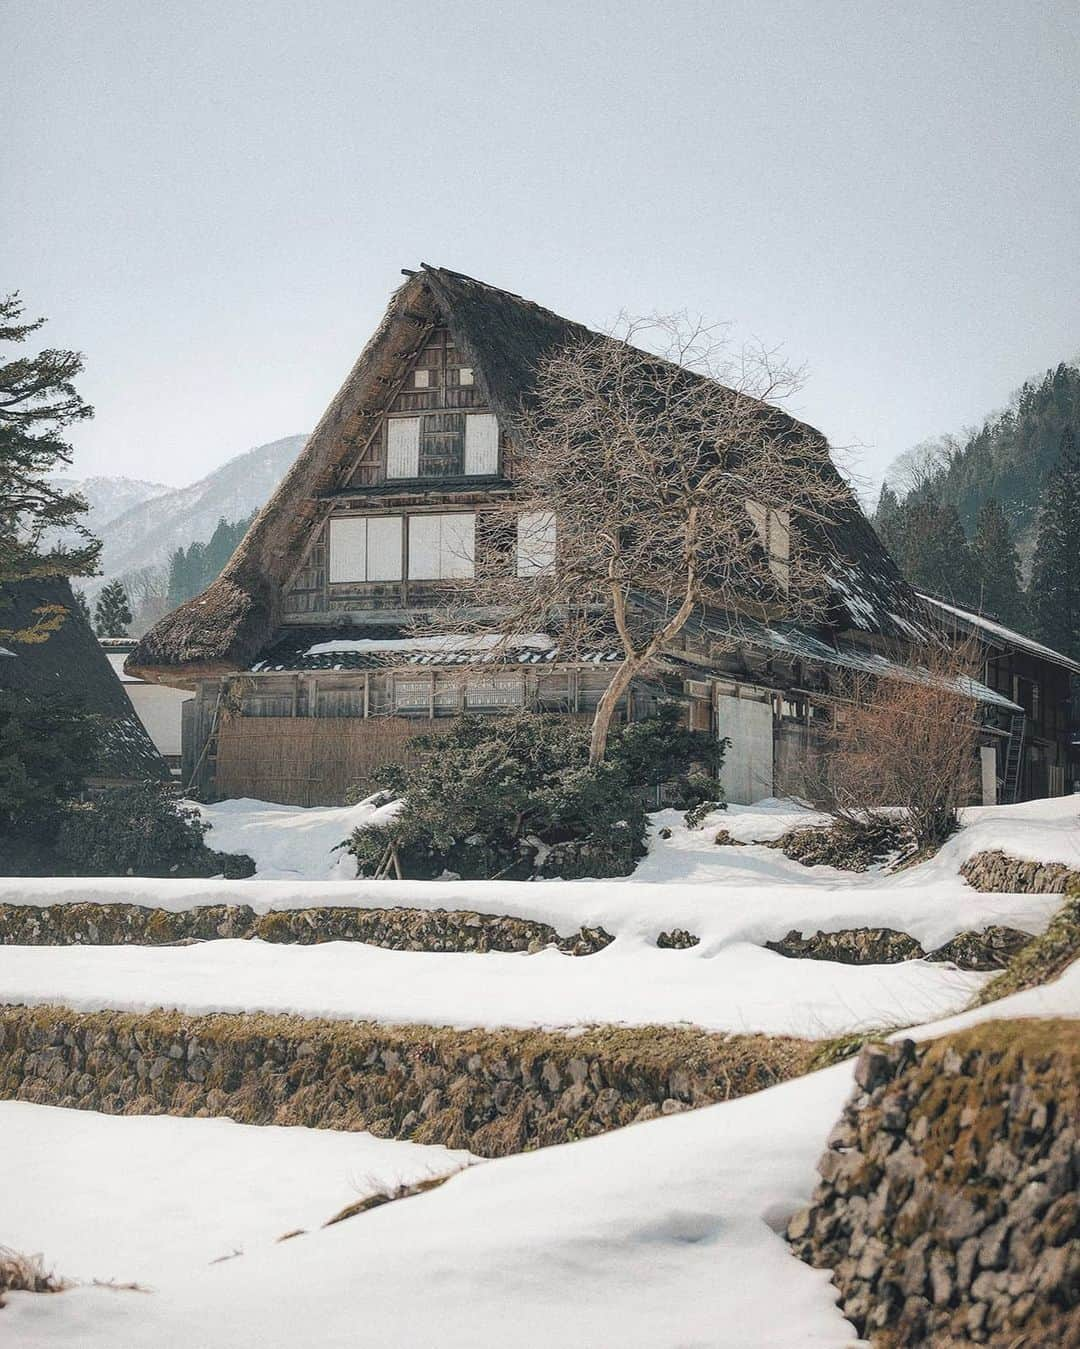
[880, 362, 1080, 572]
[49, 474, 172, 547]
[93, 435, 307, 587]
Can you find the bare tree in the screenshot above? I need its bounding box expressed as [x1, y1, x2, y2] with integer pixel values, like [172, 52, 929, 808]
[423, 314, 850, 764]
[121, 564, 169, 634]
[816, 639, 985, 848]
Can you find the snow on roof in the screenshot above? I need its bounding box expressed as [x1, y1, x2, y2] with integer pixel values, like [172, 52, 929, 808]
[692, 610, 1023, 713]
[106, 651, 140, 683]
[920, 594, 1080, 675]
[304, 633, 555, 658]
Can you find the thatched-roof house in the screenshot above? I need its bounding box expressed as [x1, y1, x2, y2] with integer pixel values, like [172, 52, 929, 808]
[128, 266, 1066, 805]
[1, 577, 167, 784]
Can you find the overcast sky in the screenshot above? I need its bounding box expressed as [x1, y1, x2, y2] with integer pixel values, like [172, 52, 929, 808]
[7, 0, 1079, 496]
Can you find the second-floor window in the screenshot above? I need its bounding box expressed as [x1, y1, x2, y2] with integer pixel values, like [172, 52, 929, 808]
[328, 515, 402, 583]
[745, 500, 791, 590]
[408, 512, 476, 579]
[386, 412, 499, 480]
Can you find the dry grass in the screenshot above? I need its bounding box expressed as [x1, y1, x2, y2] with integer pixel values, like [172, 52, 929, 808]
[323, 1174, 456, 1228]
[0, 1246, 66, 1306]
[974, 896, 1080, 1006]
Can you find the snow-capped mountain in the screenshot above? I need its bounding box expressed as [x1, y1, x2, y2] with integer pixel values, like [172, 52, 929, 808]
[91, 434, 307, 586]
[50, 474, 172, 545]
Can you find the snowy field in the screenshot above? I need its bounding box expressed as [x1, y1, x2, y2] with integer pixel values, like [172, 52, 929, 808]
[6, 958, 1080, 1348]
[1, 794, 1077, 1345]
[0, 1103, 473, 1285]
[0, 797, 1074, 1039]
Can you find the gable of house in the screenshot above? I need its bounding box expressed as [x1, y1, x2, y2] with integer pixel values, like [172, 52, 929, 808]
[128, 265, 931, 688]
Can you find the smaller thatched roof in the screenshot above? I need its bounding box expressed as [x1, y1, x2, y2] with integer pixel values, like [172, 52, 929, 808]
[0, 578, 167, 782]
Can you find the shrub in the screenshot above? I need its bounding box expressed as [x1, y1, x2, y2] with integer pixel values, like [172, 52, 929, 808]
[772, 816, 906, 872]
[55, 782, 255, 878]
[347, 705, 724, 881]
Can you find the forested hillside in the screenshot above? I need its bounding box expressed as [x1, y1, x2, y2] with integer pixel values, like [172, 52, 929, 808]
[874, 363, 1080, 660]
[165, 514, 255, 607]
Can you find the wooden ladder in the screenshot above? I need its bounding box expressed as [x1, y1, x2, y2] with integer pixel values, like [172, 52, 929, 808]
[1002, 712, 1026, 804]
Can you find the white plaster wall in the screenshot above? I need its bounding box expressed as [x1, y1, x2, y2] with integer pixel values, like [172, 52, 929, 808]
[126, 684, 194, 758]
[980, 745, 998, 806]
[715, 693, 774, 806]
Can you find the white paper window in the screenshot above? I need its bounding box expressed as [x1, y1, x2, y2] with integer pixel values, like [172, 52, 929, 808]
[516, 511, 557, 577]
[407, 512, 475, 580]
[459, 367, 474, 386]
[464, 413, 499, 475]
[328, 516, 403, 583]
[386, 418, 421, 478]
[466, 676, 524, 708]
[395, 679, 429, 712]
[366, 515, 403, 581]
[745, 500, 791, 590]
[413, 369, 430, 388]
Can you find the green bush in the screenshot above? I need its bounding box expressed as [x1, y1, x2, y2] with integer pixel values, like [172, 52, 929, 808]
[346, 705, 725, 881]
[55, 783, 255, 878]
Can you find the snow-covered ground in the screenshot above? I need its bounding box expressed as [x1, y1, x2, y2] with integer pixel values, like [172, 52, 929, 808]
[187, 792, 1080, 887]
[0, 934, 987, 1038]
[6, 957, 1080, 1349]
[0, 1102, 473, 1286]
[0, 796, 1074, 1038]
[1, 794, 1077, 1345]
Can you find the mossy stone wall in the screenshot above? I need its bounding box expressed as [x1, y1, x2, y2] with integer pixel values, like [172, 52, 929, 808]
[0, 1004, 814, 1158]
[788, 1023, 1080, 1345]
[0, 903, 612, 956]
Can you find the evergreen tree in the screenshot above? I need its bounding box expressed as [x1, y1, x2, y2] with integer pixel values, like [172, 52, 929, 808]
[1029, 428, 1080, 661]
[70, 587, 92, 626]
[165, 513, 254, 608]
[94, 580, 132, 637]
[873, 483, 902, 553]
[970, 499, 1024, 627]
[0, 293, 99, 643]
[884, 490, 980, 605]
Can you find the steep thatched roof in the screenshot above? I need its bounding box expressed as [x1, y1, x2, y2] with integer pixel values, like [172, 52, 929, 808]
[0, 578, 167, 781]
[129, 265, 929, 685]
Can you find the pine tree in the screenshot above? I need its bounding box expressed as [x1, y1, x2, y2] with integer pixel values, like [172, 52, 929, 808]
[884, 490, 980, 605]
[0, 293, 99, 643]
[70, 588, 92, 626]
[94, 580, 132, 637]
[970, 499, 1024, 627]
[1029, 428, 1080, 661]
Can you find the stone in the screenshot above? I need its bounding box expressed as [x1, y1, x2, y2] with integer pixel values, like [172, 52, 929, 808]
[928, 1248, 954, 1306]
[956, 1236, 978, 1291]
[976, 1220, 1009, 1270]
[855, 1236, 886, 1283]
[854, 1044, 896, 1093]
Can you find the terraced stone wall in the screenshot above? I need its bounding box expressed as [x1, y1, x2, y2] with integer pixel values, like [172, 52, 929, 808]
[788, 1023, 1080, 1346]
[0, 903, 612, 955]
[961, 850, 1080, 896]
[0, 1005, 814, 1158]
